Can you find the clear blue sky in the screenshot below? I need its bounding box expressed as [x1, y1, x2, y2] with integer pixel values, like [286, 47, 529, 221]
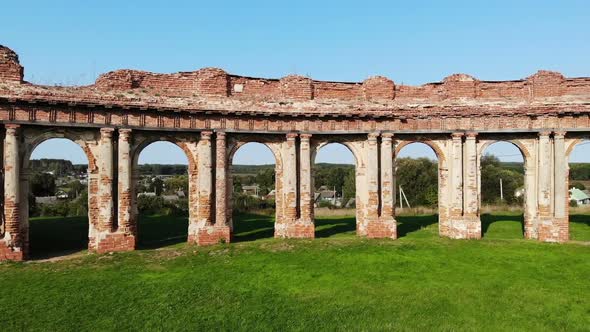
[6, 0, 589, 164]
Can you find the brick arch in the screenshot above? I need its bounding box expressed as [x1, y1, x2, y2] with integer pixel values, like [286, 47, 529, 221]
[310, 139, 363, 167]
[227, 140, 281, 167]
[478, 139, 530, 161]
[22, 130, 96, 172]
[131, 135, 195, 171]
[565, 138, 590, 159]
[395, 140, 445, 164]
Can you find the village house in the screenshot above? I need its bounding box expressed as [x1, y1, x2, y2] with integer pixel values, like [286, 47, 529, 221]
[569, 187, 590, 205]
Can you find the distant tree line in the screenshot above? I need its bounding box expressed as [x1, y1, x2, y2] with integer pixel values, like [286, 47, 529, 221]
[138, 164, 188, 175]
[29, 159, 86, 177]
[570, 163, 590, 181]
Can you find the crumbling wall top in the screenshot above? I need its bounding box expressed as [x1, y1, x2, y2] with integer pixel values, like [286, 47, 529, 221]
[0, 45, 24, 83]
[1, 45, 589, 118]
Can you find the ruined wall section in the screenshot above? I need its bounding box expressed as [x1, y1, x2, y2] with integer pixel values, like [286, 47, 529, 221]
[93, 67, 590, 104]
[1, 46, 590, 116]
[0, 46, 24, 83]
[95, 68, 230, 97]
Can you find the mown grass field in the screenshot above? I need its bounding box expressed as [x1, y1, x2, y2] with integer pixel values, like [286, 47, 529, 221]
[2, 212, 589, 331]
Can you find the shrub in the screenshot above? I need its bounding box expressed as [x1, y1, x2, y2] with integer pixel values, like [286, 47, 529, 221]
[232, 193, 275, 213]
[318, 200, 335, 209]
[137, 195, 188, 216]
[137, 195, 165, 215]
[570, 182, 586, 190]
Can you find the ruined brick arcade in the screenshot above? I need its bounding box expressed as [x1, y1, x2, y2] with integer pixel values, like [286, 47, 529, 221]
[1, 45, 588, 260]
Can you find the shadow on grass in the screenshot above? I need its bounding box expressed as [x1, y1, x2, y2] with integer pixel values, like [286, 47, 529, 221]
[481, 213, 524, 239]
[569, 214, 590, 241]
[315, 216, 356, 238]
[29, 216, 89, 259]
[27, 212, 589, 258]
[137, 214, 188, 249]
[232, 213, 275, 242]
[569, 214, 590, 227]
[396, 214, 438, 238]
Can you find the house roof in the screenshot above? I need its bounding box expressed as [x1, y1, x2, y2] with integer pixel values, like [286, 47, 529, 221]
[318, 190, 336, 199]
[569, 188, 589, 201]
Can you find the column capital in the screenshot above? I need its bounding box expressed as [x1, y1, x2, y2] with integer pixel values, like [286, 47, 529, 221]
[538, 131, 552, 137]
[200, 130, 213, 140]
[118, 128, 132, 136]
[5, 124, 19, 135]
[465, 132, 478, 139]
[553, 130, 567, 138]
[368, 132, 380, 140]
[286, 132, 298, 140]
[381, 132, 394, 140]
[300, 133, 312, 140]
[100, 127, 115, 138]
[451, 132, 464, 139]
[216, 131, 226, 140]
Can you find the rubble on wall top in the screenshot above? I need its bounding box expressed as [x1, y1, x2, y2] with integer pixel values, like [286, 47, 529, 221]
[1, 45, 589, 118]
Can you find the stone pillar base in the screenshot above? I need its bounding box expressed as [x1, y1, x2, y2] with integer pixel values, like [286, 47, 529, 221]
[93, 232, 136, 254]
[366, 218, 397, 239]
[0, 240, 25, 261]
[537, 218, 569, 243]
[443, 217, 481, 239]
[274, 219, 315, 239]
[189, 225, 231, 245]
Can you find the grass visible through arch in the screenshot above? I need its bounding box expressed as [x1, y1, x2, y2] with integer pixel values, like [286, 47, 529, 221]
[9, 212, 589, 330]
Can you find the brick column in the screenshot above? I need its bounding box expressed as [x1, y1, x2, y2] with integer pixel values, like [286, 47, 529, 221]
[380, 133, 394, 220]
[367, 132, 397, 239]
[215, 132, 227, 226]
[275, 132, 311, 238]
[539, 131, 569, 242]
[537, 132, 552, 220]
[444, 132, 480, 239]
[210, 131, 231, 243]
[1, 124, 25, 261]
[299, 134, 313, 223]
[98, 128, 115, 232]
[366, 132, 380, 221]
[114, 128, 136, 251]
[450, 132, 464, 220]
[284, 132, 298, 221]
[117, 129, 133, 234]
[523, 151, 538, 239]
[535, 130, 566, 243]
[553, 131, 568, 221]
[92, 128, 130, 253]
[189, 131, 213, 244]
[462, 132, 481, 238]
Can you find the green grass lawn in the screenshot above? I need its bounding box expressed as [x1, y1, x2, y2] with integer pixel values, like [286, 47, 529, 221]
[2, 212, 588, 331]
